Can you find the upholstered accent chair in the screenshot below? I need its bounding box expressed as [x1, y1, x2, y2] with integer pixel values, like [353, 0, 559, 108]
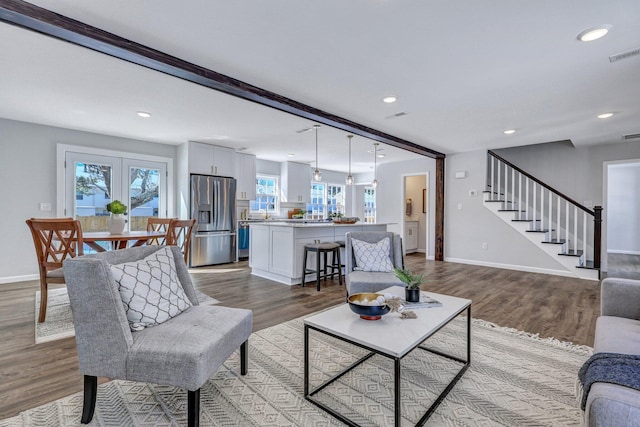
[345, 231, 405, 295]
[63, 245, 252, 427]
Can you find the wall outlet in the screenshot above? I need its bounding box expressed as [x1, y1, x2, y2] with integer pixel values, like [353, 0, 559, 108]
[457, 203, 463, 210]
[469, 189, 477, 197]
[39, 202, 52, 211]
[482, 242, 488, 250]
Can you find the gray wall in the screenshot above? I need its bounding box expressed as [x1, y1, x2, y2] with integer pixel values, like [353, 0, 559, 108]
[0, 118, 177, 282]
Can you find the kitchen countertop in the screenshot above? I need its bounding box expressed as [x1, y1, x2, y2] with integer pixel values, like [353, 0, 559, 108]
[249, 221, 390, 227]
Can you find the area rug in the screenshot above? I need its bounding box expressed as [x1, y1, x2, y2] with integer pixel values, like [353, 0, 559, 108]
[34, 288, 75, 344]
[35, 289, 220, 344]
[9, 315, 592, 426]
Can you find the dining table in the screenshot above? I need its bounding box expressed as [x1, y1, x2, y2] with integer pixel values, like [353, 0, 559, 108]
[82, 230, 166, 252]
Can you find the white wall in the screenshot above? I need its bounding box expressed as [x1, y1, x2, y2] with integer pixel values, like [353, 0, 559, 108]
[607, 162, 640, 254]
[0, 118, 177, 283]
[444, 150, 568, 273]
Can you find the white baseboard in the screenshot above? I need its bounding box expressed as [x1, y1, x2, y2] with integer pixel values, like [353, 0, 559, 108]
[0, 274, 38, 284]
[443, 257, 587, 279]
[608, 249, 640, 255]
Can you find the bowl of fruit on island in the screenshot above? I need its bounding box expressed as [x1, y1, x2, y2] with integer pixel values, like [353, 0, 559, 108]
[347, 293, 391, 320]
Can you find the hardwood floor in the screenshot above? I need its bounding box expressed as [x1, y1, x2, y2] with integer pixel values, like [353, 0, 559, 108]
[0, 255, 600, 419]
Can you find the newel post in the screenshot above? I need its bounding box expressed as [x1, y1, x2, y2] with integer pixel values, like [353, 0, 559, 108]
[593, 206, 603, 270]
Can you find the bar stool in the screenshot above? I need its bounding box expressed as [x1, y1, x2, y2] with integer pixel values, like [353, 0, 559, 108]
[335, 240, 346, 275]
[301, 242, 343, 291]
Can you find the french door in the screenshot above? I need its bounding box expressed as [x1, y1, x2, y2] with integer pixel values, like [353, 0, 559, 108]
[64, 151, 167, 232]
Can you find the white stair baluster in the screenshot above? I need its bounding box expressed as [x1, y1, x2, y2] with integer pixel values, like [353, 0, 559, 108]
[511, 168, 515, 209]
[518, 173, 522, 219]
[525, 177, 530, 220]
[497, 161, 501, 201]
[490, 156, 495, 197]
[574, 205, 578, 253]
[583, 211, 588, 264]
[532, 183, 537, 229]
[565, 199, 570, 248]
[548, 190, 553, 236]
[556, 194, 561, 242]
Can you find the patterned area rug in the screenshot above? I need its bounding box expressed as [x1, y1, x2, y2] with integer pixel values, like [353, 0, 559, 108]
[10, 314, 591, 426]
[34, 288, 75, 344]
[34, 289, 219, 344]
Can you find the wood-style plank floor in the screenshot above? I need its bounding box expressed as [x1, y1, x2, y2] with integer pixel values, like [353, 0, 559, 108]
[0, 255, 600, 419]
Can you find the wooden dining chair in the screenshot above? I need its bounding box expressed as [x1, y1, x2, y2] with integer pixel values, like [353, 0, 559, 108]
[146, 217, 174, 246]
[25, 218, 84, 323]
[166, 218, 196, 263]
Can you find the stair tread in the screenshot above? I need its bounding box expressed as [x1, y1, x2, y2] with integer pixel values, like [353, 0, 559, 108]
[542, 239, 567, 244]
[498, 209, 524, 212]
[512, 219, 533, 222]
[559, 250, 583, 257]
[577, 260, 599, 270]
[526, 229, 554, 233]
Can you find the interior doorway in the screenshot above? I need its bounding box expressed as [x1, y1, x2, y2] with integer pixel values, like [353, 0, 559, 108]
[402, 173, 428, 258]
[604, 160, 640, 279]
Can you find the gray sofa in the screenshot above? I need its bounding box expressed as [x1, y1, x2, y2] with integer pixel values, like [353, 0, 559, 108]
[583, 277, 640, 426]
[345, 231, 405, 295]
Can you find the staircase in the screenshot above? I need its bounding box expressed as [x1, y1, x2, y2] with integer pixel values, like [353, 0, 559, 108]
[483, 151, 601, 280]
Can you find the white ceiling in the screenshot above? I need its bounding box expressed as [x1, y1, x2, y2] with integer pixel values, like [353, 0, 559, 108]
[1, 0, 640, 173]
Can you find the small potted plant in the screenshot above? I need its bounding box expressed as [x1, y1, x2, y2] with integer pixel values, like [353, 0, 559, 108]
[106, 200, 127, 234]
[394, 267, 426, 302]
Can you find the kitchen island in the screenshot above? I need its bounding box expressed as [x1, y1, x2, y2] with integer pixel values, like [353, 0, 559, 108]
[249, 221, 388, 285]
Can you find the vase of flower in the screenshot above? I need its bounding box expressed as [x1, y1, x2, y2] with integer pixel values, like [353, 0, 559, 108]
[106, 200, 128, 235]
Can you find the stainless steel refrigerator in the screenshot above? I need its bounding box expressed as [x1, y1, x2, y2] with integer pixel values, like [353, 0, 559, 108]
[190, 174, 236, 266]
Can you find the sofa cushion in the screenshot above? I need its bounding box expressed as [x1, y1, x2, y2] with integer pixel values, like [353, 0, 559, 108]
[351, 237, 394, 272]
[111, 247, 192, 331]
[594, 316, 640, 355]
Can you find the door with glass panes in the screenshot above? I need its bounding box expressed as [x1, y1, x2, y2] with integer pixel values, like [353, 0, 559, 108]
[65, 152, 167, 237]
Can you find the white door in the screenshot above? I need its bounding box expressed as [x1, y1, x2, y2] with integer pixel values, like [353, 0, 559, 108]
[65, 152, 167, 232]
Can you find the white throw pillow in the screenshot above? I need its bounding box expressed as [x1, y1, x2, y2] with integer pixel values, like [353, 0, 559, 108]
[352, 237, 395, 272]
[111, 247, 193, 331]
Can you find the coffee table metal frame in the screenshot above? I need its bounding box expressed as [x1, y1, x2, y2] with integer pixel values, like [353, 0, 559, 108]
[304, 303, 471, 427]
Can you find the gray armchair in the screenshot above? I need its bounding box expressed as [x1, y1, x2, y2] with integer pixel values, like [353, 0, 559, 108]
[63, 245, 252, 427]
[345, 231, 405, 295]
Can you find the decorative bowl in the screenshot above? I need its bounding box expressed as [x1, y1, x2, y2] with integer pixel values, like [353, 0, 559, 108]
[348, 293, 391, 321]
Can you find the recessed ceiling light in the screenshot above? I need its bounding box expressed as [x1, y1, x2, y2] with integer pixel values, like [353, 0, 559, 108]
[287, 153, 295, 157]
[377, 154, 386, 158]
[382, 96, 397, 103]
[503, 129, 516, 135]
[597, 112, 614, 119]
[136, 111, 151, 118]
[577, 25, 611, 42]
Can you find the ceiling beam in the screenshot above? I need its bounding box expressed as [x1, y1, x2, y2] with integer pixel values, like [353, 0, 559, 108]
[0, 0, 445, 159]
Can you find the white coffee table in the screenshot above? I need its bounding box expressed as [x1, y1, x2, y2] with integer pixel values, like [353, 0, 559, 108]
[303, 286, 471, 427]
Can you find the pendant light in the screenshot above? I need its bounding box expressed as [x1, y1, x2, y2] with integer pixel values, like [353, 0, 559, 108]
[346, 134, 354, 185]
[372, 143, 379, 188]
[313, 124, 321, 181]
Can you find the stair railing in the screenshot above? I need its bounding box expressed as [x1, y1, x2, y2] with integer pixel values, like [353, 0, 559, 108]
[487, 150, 602, 269]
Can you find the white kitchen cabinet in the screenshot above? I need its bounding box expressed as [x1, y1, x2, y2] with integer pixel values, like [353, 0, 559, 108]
[249, 225, 270, 271]
[269, 227, 294, 276]
[235, 153, 256, 200]
[188, 141, 236, 177]
[280, 161, 311, 203]
[404, 221, 419, 253]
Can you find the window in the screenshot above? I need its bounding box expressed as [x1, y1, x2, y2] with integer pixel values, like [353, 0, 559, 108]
[307, 182, 345, 219]
[364, 187, 376, 222]
[60, 145, 171, 237]
[251, 175, 279, 214]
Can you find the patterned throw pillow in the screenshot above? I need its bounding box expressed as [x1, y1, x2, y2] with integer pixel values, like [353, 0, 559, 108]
[110, 247, 193, 331]
[352, 237, 395, 272]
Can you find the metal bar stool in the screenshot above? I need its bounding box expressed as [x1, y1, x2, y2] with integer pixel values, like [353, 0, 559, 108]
[301, 242, 343, 291]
